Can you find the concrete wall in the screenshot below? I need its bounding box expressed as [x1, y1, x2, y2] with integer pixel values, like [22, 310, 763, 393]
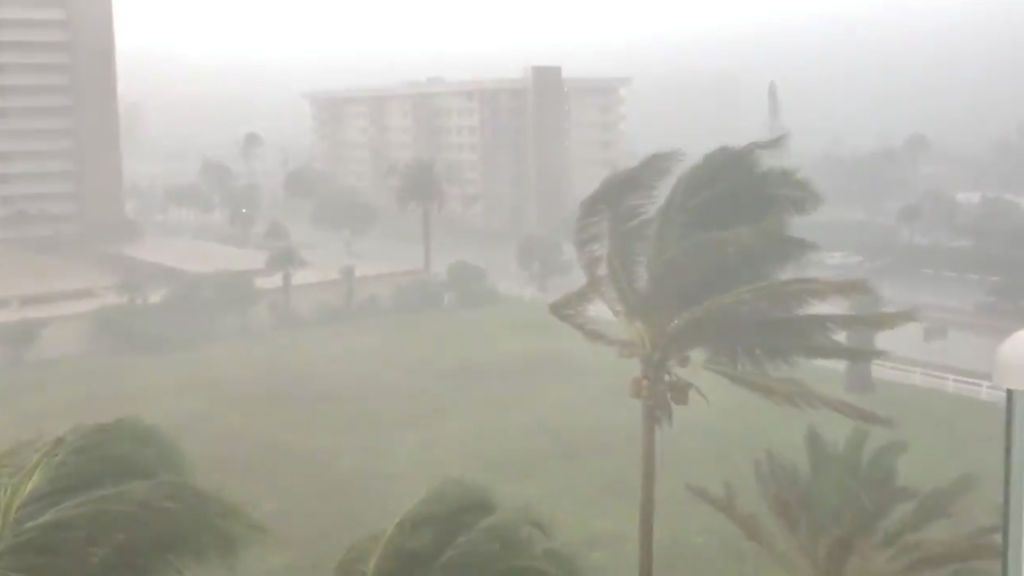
[4, 270, 424, 364]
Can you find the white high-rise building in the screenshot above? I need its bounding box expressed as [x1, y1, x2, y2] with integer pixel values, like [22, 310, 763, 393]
[0, 0, 124, 241]
[308, 67, 628, 232]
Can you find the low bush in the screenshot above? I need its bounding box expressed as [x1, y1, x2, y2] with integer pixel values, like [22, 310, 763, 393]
[391, 279, 446, 313]
[446, 261, 500, 308]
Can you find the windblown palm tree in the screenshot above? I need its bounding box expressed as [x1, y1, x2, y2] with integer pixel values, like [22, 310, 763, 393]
[0, 418, 262, 576]
[688, 426, 999, 576]
[396, 160, 445, 273]
[549, 136, 913, 576]
[335, 479, 582, 576]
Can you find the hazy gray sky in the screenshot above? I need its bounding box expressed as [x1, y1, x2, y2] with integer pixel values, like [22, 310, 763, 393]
[113, 0, 954, 64]
[112, 0, 1024, 173]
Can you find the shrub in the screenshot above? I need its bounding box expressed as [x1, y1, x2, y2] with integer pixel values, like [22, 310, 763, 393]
[446, 261, 500, 308]
[263, 219, 292, 244]
[93, 304, 196, 354]
[95, 274, 260, 353]
[0, 320, 46, 363]
[311, 191, 379, 240]
[391, 279, 446, 313]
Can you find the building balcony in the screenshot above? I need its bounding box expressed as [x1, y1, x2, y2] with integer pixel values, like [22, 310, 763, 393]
[0, 50, 70, 65]
[0, 26, 70, 43]
[0, 158, 74, 176]
[0, 179, 74, 196]
[0, 71, 70, 87]
[0, 138, 74, 154]
[0, 94, 72, 109]
[0, 41, 71, 62]
[0, 118, 73, 134]
[0, 220, 78, 240]
[0, 6, 69, 22]
[0, 199, 76, 219]
[0, 148, 73, 167]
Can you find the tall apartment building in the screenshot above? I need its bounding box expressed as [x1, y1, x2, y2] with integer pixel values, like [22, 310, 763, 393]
[308, 67, 628, 233]
[0, 0, 124, 241]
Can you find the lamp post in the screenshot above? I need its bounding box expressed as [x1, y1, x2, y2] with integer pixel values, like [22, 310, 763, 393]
[995, 330, 1024, 576]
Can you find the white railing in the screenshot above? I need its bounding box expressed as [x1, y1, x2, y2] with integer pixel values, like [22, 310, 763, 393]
[497, 288, 1005, 404]
[873, 359, 1004, 403]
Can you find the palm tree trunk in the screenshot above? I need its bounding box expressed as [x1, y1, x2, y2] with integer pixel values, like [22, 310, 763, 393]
[639, 397, 657, 576]
[422, 206, 433, 273]
[283, 270, 293, 309]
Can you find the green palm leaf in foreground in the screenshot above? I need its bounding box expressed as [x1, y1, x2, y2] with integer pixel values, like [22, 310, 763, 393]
[0, 418, 262, 576]
[688, 426, 1000, 576]
[549, 137, 913, 576]
[335, 480, 582, 576]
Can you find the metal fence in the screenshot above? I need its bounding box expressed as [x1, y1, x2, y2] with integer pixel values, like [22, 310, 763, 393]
[873, 359, 1004, 403]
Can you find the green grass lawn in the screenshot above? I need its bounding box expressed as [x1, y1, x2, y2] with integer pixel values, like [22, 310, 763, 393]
[0, 303, 1005, 576]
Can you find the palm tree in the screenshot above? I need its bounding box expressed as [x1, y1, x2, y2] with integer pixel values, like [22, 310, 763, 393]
[688, 426, 999, 576]
[396, 160, 445, 273]
[0, 418, 261, 576]
[240, 131, 266, 177]
[265, 244, 306, 308]
[197, 158, 235, 199]
[335, 479, 581, 576]
[549, 137, 913, 576]
[264, 219, 292, 246]
[896, 201, 924, 243]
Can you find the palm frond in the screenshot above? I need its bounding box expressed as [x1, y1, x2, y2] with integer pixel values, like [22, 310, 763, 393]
[335, 532, 385, 576]
[740, 134, 790, 153]
[686, 483, 796, 573]
[434, 510, 583, 576]
[653, 140, 820, 262]
[368, 480, 497, 576]
[657, 278, 911, 369]
[690, 310, 914, 370]
[698, 426, 998, 576]
[669, 278, 878, 330]
[396, 160, 444, 210]
[548, 284, 637, 356]
[0, 479, 262, 576]
[18, 419, 189, 518]
[0, 438, 61, 541]
[265, 245, 305, 272]
[0, 419, 262, 576]
[341, 481, 582, 576]
[606, 152, 683, 313]
[894, 532, 1000, 575]
[840, 428, 871, 477]
[861, 438, 909, 488]
[880, 474, 977, 549]
[648, 220, 819, 318]
[573, 152, 681, 318]
[703, 364, 893, 427]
